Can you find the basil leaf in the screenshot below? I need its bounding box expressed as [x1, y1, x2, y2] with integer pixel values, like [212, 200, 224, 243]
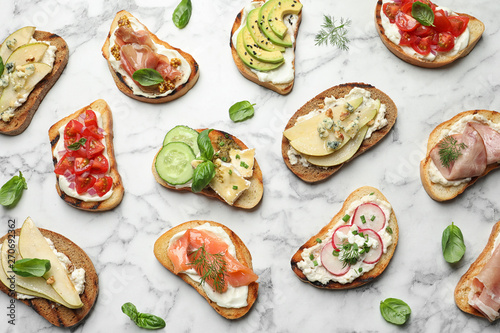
[12, 258, 51, 277]
[197, 129, 214, 161]
[411, 2, 434, 26]
[172, 0, 192, 29]
[0, 171, 28, 207]
[122, 302, 165, 330]
[442, 222, 466, 263]
[132, 69, 164, 86]
[229, 101, 256, 122]
[67, 138, 87, 151]
[0, 56, 4, 74]
[380, 298, 411, 325]
[191, 161, 215, 193]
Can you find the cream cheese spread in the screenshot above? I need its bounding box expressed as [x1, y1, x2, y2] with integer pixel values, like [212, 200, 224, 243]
[296, 194, 393, 285]
[108, 16, 191, 98]
[168, 223, 250, 308]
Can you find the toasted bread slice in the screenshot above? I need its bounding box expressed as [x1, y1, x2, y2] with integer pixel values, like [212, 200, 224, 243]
[229, 0, 302, 95]
[152, 129, 264, 209]
[48, 99, 124, 211]
[375, 1, 484, 68]
[154, 220, 258, 319]
[455, 221, 500, 320]
[291, 186, 398, 289]
[282, 82, 397, 183]
[420, 110, 500, 201]
[0, 225, 98, 327]
[0, 31, 68, 135]
[102, 10, 199, 103]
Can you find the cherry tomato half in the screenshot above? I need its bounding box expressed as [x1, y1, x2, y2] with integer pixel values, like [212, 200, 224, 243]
[411, 36, 432, 55]
[83, 125, 104, 140]
[93, 176, 113, 197]
[436, 32, 455, 52]
[399, 31, 418, 46]
[84, 110, 98, 128]
[74, 157, 92, 175]
[92, 154, 109, 174]
[54, 153, 74, 176]
[395, 12, 419, 32]
[433, 10, 451, 33]
[86, 138, 105, 159]
[449, 16, 469, 37]
[64, 120, 83, 140]
[383, 3, 400, 23]
[75, 175, 96, 195]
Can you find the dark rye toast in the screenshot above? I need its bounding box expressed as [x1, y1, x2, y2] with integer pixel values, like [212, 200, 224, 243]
[282, 82, 397, 183]
[102, 10, 199, 103]
[49, 99, 124, 211]
[0, 226, 98, 327]
[153, 220, 258, 319]
[152, 129, 264, 209]
[0, 31, 68, 135]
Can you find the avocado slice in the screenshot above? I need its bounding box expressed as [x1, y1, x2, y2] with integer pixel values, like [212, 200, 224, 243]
[236, 28, 284, 72]
[246, 8, 285, 53]
[258, 0, 293, 48]
[269, 0, 303, 39]
[242, 27, 284, 64]
[0, 26, 36, 64]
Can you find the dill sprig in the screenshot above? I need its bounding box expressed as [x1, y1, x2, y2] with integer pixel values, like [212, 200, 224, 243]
[315, 15, 351, 50]
[188, 243, 227, 293]
[340, 243, 360, 268]
[438, 135, 467, 168]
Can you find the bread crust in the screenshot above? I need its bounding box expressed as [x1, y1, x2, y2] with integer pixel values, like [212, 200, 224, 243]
[0, 226, 98, 327]
[48, 99, 124, 211]
[375, 0, 484, 68]
[229, 0, 302, 95]
[153, 220, 258, 319]
[291, 186, 399, 289]
[102, 10, 199, 103]
[282, 82, 397, 183]
[455, 221, 500, 320]
[152, 129, 264, 209]
[420, 110, 500, 201]
[0, 31, 69, 136]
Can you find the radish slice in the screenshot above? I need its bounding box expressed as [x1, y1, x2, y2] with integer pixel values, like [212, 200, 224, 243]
[321, 242, 349, 276]
[332, 225, 352, 251]
[359, 228, 383, 264]
[353, 203, 386, 232]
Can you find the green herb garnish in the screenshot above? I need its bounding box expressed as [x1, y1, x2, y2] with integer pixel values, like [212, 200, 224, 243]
[67, 138, 87, 151]
[121, 302, 166, 330]
[221, 156, 227, 162]
[315, 15, 351, 50]
[309, 253, 314, 260]
[316, 238, 322, 244]
[438, 135, 467, 168]
[219, 141, 225, 147]
[132, 68, 164, 86]
[235, 154, 240, 159]
[371, 215, 375, 221]
[386, 226, 393, 234]
[313, 260, 318, 266]
[442, 222, 466, 263]
[232, 185, 238, 190]
[189, 243, 227, 293]
[380, 298, 411, 325]
[228, 169, 232, 175]
[0, 171, 28, 207]
[229, 101, 256, 122]
[191, 161, 215, 193]
[240, 161, 249, 169]
[172, 0, 192, 29]
[342, 214, 350, 222]
[12, 258, 51, 277]
[360, 215, 367, 224]
[411, 1, 435, 26]
[0, 56, 4, 75]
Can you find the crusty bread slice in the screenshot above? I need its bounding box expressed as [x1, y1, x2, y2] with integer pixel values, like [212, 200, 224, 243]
[229, 0, 302, 95]
[152, 129, 264, 209]
[455, 220, 500, 320]
[48, 99, 124, 211]
[0, 226, 98, 327]
[153, 220, 259, 319]
[291, 186, 399, 289]
[282, 82, 397, 183]
[420, 110, 500, 201]
[375, 0, 484, 68]
[102, 10, 199, 103]
[0, 31, 68, 136]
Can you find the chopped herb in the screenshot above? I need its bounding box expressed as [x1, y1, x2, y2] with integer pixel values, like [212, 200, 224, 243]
[235, 154, 240, 159]
[316, 238, 322, 244]
[371, 215, 376, 221]
[309, 253, 314, 260]
[352, 230, 358, 235]
[240, 161, 249, 169]
[358, 267, 363, 273]
[313, 260, 318, 266]
[360, 215, 367, 224]
[386, 226, 393, 234]
[221, 156, 227, 162]
[332, 249, 340, 257]
[219, 141, 225, 147]
[232, 185, 238, 190]
[342, 214, 350, 222]
[370, 192, 374, 195]
[228, 169, 232, 175]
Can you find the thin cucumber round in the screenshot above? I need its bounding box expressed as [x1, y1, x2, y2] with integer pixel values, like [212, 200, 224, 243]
[155, 142, 196, 185]
[163, 125, 200, 157]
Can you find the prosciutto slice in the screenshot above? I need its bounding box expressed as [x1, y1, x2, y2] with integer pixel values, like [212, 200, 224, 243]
[469, 122, 500, 164]
[114, 25, 155, 50]
[430, 123, 487, 180]
[469, 245, 500, 321]
[119, 44, 159, 78]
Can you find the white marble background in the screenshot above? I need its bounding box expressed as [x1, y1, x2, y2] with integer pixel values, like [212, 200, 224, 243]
[1, 0, 500, 332]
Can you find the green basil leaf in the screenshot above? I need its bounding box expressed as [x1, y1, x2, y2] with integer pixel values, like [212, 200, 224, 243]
[0, 56, 4, 74]
[229, 101, 256, 122]
[442, 222, 466, 263]
[0, 171, 28, 207]
[380, 298, 411, 325]
[122, 302, 166, 330]
[132, 68, 164, 86]
[411, 2, 434, 26]
[122, 302, 138, 321]
[191, 161, 215, 193]
[197, 129, 214, 161]
[172, 0, 192, 29]
[67, 138, 87, 151]
[12, 258, 51, 277]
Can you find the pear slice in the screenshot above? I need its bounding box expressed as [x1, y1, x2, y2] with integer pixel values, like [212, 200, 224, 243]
[0, 63, 52, 113]
[290, 129, 349, 156]
[284, 113, 326, 142]
[306, 126, 369, 167]
[0, 26, 36, 64]
[3, 42, 48, 74]
[18, 218, 83, 309]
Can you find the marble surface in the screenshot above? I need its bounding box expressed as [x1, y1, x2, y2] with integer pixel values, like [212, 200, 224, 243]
[1, 0, 500, 332]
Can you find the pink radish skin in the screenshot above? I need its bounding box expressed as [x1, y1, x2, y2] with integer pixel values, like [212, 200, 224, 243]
[332, 225, 352, 251]
[353, 203, 386, 232]
[360, 228, 383, 264]
[321, 242, 349, 276]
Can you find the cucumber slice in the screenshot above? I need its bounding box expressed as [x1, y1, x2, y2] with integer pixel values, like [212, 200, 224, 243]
[163, 125, 200, 157]
[155, 142, 196, 185]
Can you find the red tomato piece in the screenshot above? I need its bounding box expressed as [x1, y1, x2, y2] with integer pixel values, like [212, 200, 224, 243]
[449, 16, 469, 37]
[411, 36, 432, 55]
[395, 12, 419, 32]
[436, 32, 455, 52]
[92, 154, 109, 174]
[399, 31, 417, 46]
[86, 138, 105, 159]
[400, 2, 413, 15]
[414, 25, 433, 37]
[433, 10, 451, 33]
[64, 120, 83, 140]
[84, 110, 98, 127]
[54, 153, 75, 176]
[383, 3, 400, 23]
[83, 125, 104, 140]
[74, 157, 92, 175]
[93, 176, 113, 197]
[75, 175, 96, 195]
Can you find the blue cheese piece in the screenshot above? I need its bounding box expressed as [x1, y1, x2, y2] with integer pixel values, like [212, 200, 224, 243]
[229, 148, 255, 178]
[209, 159, 251, 205]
